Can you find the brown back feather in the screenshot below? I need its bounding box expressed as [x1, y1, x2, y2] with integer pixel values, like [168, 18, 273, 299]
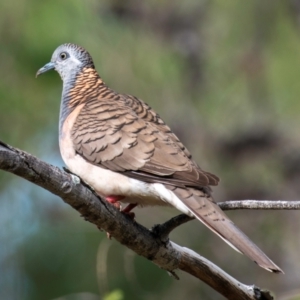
[71, 70, 219, 188]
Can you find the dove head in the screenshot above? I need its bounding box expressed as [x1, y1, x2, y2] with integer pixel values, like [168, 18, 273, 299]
[36, 43, 95, 81]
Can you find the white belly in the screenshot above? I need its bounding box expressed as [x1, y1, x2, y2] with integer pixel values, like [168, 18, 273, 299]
[63, 149, 168, 206]
[62, 147, 194, 211]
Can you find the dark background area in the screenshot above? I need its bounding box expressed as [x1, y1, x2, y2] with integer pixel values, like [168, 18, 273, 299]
[1, 1, 300, 299]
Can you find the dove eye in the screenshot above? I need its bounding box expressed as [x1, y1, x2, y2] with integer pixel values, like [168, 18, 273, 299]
[59, 52, 68, 60]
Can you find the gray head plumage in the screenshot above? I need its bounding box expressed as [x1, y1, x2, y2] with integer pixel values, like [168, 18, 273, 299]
[36, 43, 95, 81]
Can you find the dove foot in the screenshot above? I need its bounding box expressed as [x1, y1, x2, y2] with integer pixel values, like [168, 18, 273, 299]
[105, 196, 137, 219]
[105, 195, 125, 211]
[105, 199, 136, 239]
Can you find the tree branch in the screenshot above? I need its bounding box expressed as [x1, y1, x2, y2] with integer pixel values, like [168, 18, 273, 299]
[0, 140, 289, 299]
[219, 199, 300, 210]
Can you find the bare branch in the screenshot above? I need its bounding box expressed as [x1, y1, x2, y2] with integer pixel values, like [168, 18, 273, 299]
[0, 140, 283, 299]
[219, 199, 300, 210]
[151, 214, 193, 241]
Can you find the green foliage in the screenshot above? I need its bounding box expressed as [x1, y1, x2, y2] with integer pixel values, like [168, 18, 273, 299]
[103, 290, 123, 300]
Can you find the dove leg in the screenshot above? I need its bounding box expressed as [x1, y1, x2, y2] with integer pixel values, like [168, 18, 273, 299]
[106, 196, 137, 219]
[122, 203, 137, 213]
[121, 203, 137, 219]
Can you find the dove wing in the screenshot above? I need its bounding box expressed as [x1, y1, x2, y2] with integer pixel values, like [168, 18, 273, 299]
[71, 93, 219, 187]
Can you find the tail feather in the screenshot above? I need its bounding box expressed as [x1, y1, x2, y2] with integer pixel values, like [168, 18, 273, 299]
[168, 186, 283, 274]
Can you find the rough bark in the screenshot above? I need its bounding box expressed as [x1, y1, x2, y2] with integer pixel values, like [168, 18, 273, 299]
[1, 140, 295, 299]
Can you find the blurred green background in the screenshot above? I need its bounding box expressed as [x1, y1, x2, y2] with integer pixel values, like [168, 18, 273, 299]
[1, 0, 300, 299]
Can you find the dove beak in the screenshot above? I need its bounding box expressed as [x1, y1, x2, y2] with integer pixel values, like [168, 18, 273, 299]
[36, 62, 55, 77]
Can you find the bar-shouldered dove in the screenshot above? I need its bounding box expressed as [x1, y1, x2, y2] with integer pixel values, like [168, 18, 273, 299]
[37, 43, 282, 273]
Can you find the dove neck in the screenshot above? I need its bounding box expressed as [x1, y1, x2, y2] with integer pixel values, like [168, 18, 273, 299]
[59, 67, 105, 135]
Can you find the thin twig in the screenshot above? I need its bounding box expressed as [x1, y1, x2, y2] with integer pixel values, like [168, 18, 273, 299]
[151, 214, 193, 241]
[219, 199, 300, 210]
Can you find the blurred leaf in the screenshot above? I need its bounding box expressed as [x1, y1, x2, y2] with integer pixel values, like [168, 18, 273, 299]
[103, 290, 123, 300]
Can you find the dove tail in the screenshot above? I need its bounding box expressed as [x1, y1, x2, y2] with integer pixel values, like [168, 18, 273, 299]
[168, 186, 283, 274]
